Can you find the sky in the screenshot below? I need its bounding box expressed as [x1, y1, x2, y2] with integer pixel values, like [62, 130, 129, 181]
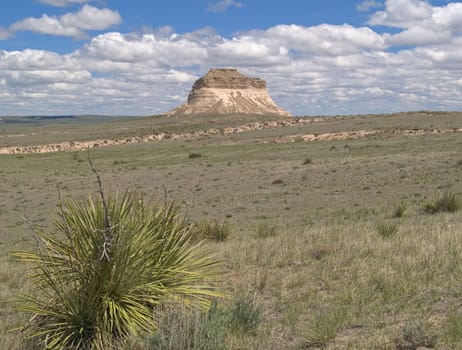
[1, 0, 462, 116]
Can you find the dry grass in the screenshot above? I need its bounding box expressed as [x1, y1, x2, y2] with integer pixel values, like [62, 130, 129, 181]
[1, 111, 462, 348]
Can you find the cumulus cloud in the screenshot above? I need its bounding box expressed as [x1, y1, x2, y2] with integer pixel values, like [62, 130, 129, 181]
[386, 26, 451, 46]
[356, 0, 382, 12]
[206, 0, 244, 13]
[77, 32, 208, 67]
[368, 1, 462, 46]
[368, 0, 433, 28]
[0, 49, 81, 71]
[10, 5, 121, 38]
[433, 2, 462, 31]
[3, 2, 462, 116]
[368, 0, 462, 33]
[262, 24, 386, 54]
[11, 15, 85, 37]
[60, 5, 122, 31]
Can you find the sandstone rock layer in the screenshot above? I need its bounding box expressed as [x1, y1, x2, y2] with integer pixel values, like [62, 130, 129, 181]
[167, 68, 291, 117]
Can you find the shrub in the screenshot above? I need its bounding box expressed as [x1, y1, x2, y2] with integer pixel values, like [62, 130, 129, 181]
[395, 319, 436, 350]
[13, 191, 221, 349]
[148, 296, 262, 348]
[188, 152, 202, 159]
[303, 157, 313, 165]
[193, 219, 231, 242]
[376, 221, 398, 239]
[423, 191, 460, 214]
[147, 302, 228, 350]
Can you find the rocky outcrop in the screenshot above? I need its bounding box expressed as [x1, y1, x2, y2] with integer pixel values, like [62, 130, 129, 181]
[167, 68, 291, 117]
[2, 120, 461, 154]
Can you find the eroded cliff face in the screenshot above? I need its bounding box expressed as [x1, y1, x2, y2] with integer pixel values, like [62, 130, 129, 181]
[167, 68, 291, 117]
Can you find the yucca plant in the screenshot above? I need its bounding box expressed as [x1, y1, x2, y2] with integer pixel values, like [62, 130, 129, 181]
[13, 191, 221, 349]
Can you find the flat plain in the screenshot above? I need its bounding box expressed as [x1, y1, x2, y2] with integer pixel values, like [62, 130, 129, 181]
[1, 111, 462, 349]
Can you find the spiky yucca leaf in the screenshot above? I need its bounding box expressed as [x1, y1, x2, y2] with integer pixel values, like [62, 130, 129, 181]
[14, 192, 221, 349]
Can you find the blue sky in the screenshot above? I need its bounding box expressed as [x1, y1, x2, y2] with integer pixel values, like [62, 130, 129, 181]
[1, 0, 462, 116]
[1, 1, 378, 52]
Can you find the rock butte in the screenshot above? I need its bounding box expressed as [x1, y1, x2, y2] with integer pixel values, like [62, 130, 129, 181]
[167, 68, 291, 117]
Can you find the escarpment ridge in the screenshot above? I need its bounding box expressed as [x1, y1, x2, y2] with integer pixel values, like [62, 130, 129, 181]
[1, 117, 461, 154]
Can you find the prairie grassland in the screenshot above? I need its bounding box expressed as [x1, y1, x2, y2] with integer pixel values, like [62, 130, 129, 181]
[1, 112, 462, 349]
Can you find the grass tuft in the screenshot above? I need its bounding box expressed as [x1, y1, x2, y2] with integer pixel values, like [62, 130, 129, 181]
[304, 307, 349, 348]
[392, 201, 408, 218]
[423, 191, 460, 214]
[193, 219, 231, 242]
[255, 223, 277, 238]
[376, 221, 398, 239]
[227, 295, 261, 336]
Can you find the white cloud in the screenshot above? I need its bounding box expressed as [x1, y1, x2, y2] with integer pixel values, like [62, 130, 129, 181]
[206, 0, 244, 13]
[368, 0, 462, 35]
[0, 49, 81, 71]
[3, 0, 462, 116]
[432, 2, 462, 31]
[60, 5, 122, 31]
[386, 26, 451, 46]
[6, 69, 90, 86]
[210, 36, 285, 66]
[10, 5, 121, 38]
[356, 0, 382, 12]
[367, 1, 462, 46]
[11, 14, 85, 38]
[263, 24, 386, 55]
[38, 0, 91, 7]
[368, 0, 433, 28]
[77, 32, 208, 67]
